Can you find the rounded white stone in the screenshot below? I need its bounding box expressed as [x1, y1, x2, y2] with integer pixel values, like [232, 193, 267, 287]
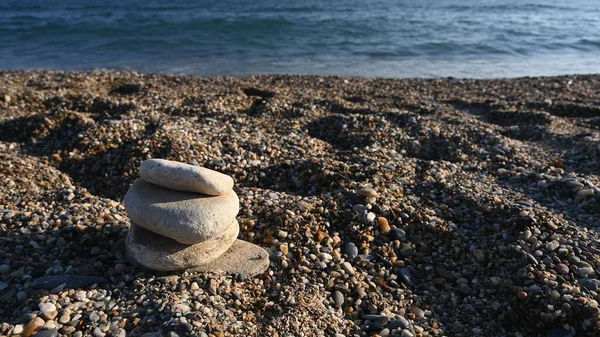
[126, 220, 239, 271]
[124, 179, 239, 244]
[140, 159, 234, 195]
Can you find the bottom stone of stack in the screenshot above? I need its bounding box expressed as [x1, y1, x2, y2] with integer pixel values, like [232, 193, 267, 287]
[126, 220, 239, 271]
[186, 239, 270, 277]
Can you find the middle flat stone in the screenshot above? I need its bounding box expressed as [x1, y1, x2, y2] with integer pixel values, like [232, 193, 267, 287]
[124, 179, 239, 244]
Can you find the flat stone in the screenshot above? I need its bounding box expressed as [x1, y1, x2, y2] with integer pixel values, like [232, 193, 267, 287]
[125, 179, 239, 244]
[186, 240, 269, 277]
[126, 220, 239, 271]
[31, 275, 107, 290]
[140, 159, 234, 195]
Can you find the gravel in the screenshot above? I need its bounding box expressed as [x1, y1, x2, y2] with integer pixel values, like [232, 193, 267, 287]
[1, 71, 600, 336]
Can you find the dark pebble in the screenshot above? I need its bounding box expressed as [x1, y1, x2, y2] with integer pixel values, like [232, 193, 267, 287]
[363, 315, 389, 330]
[31, 275, 108, 290]
[390, 228, 406, 240]
[178, 322, 194, 332]
[547, 328, 573, 337]
[344, 242, 359, 260]
[388, 317, 409, 329]
[399, 268, 415, 287]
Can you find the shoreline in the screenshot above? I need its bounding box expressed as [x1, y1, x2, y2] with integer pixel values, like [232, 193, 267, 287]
[1, 71, 599, 336]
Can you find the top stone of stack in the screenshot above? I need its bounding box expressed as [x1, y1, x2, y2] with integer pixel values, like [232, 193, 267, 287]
[140, 159, 234, 195]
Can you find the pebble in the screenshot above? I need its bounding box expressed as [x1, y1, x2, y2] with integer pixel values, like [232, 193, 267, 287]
[139, 159, 234, 195]
[545, 241, 560, 251]
[576, 188, 594, 198]
[390, 228, 406, 240]
[388, 317, 409, 329]
[580, 278, 600, 291]
[358, 187, 378, 198]
[366, 212, 376, 222]
[399, 268, 415, 287]
[577, 266, 595, 277]
[58, 312, 71, 324]
[171, 304, 192, 314]
[13, 325, 24, 335]
[93, 327, 105, 337]
[23, 317, 45, 336]
[363, 314, 389, 329]
[378, 217, 391, 232]
[178, 322, 193, 332]
[39, 303, 57, 313]
[89, 312, 100, 323]
[0, 264, 10, 274]
[344, 242, 359, 259]
[333, 291, 344, 307]
[184, 239, 270, 277]
[17, 291, 27, 301]
[342, 262, 355, 275]
[555, 263, 569, 274]
[33, 330, 59, 337]
[124, 179, 239, 244]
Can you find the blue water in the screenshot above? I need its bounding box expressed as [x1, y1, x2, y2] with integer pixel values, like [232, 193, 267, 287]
[1, 0, 599, 78]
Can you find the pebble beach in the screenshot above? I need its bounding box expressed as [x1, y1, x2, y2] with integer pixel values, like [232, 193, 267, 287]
[0, 71, 599, 337]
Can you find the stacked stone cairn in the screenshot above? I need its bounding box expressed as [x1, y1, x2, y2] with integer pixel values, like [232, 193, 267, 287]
[124, 159, 269, 276]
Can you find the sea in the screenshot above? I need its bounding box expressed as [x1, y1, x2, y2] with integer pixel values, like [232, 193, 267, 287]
[1, 0, 599, 78]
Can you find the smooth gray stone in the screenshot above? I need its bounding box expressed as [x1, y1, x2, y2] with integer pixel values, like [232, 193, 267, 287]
[31, 275, 107, 290]
[125, 179, 239, 244]
[344, 242, 359, 260]
[140, 159, 234, 195]
[126, 220, 239, 271]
